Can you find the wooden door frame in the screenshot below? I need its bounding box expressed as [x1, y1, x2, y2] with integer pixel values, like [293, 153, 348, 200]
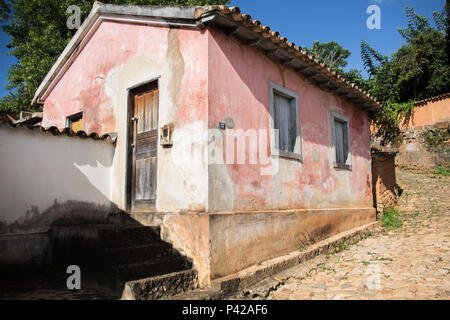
[126, 79, 160, 213]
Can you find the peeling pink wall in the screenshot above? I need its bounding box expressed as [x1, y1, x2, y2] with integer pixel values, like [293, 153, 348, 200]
[207, 25, 373, 211]
[41, 21, 210, 213]
[41, 20, 373, 213]
[42, 22, 208, 135]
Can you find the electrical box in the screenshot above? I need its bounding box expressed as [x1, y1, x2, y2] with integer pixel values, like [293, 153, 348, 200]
[160, 125, 173, 147]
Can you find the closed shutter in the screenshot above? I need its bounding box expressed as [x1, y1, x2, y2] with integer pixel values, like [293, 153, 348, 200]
[274, 93, 296, 153]
[334, 119, 349, 164]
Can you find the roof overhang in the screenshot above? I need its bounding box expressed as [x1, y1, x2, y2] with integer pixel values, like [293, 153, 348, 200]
[33, 3, 382, 112]
[196, 7, 381, 112]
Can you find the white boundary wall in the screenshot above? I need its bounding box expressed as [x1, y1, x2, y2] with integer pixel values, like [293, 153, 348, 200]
[0, 125, 114, 233]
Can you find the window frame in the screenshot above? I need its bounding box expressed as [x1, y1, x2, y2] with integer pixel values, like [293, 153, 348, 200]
[66, 112, 83, 131]
[331, 112, 352, 170]
[269, 81, 302, 161]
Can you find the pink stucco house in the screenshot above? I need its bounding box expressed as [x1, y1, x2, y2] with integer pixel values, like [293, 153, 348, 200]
[32, 3, 381, 286]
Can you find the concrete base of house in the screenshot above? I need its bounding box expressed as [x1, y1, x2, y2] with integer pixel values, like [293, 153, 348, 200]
[169, 220, 381, 300]
[133, 207, 376, 287]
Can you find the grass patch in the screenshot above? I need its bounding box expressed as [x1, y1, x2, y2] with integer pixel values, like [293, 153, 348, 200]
[382, 208, 403, 231]
[298, 243, 306, 252]
[432, 166, 450, 177]
[374, 257, 393, 262]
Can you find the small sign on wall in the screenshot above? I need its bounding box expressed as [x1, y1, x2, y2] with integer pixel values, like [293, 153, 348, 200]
[160, 125, 173, 147]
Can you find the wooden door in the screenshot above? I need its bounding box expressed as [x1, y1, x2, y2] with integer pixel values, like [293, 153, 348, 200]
[129, 82, 158, 212]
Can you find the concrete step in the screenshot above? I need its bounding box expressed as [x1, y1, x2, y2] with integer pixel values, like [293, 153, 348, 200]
[115, 255, 191, 283]
[104, 242, 173, 265]
[98, 225, 161, 248]
[122, 269, 198, 300]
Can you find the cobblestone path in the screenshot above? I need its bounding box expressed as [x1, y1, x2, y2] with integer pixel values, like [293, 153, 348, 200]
[267, 169, 449, 300]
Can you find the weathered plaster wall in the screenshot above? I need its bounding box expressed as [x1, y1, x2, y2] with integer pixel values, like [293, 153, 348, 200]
[0, 125, 114, 233]
[198, 26, 376, 280]
[161, 213, 211, 285]
[403, 97, 450, 129]
[37, 21, 376, 284]
[209, 208, 375, 278]
[371, 151, 401, 213]
[0, 125, 114, 272]
[207, 26, 373, 212]
[42, 22, 210, 213]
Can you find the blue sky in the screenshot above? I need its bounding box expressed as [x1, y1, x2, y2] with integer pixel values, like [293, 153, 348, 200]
[0, 0, 446, 98]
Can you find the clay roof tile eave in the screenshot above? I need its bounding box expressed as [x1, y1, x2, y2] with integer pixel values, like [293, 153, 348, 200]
[201, 5, 381, 111]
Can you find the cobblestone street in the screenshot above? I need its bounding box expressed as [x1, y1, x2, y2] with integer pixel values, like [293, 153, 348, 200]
[266, 169, 449, 300]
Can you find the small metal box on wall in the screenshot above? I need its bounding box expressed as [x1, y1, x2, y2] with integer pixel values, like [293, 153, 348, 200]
[160, 125, 173, 147]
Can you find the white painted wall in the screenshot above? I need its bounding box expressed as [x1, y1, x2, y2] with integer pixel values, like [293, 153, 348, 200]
[0, 125, 114, 232]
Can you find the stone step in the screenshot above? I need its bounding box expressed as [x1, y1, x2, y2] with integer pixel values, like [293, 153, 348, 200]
[98, 225, 161, 248]
[104, 242, 173, 265]
[122, 269, 198, 300]
[115, 255, 190, 283]
[168, 288, 224, 300]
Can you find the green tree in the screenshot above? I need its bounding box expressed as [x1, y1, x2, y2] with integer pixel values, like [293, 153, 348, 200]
[0, 0, 8, 21]
[0, 0, 230, 115]
[362, 5, 450, 144]
[360, 40, 388, 79]
[305, 40, 351, 72]
[305, 40, 371, 92]
[364, 5, 450, 104]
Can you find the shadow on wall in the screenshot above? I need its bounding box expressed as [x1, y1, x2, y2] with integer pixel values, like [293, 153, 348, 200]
[0, 126, 195, 299]
[0, 124, 119, 234]
[0, 124, 120, 275]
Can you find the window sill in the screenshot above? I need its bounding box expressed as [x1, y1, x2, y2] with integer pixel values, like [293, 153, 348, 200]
[275, 150, 303, 162]
[334, 163, 352, 171]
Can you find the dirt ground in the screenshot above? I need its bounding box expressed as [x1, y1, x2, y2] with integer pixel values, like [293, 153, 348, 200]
[267, 168, 449, 300]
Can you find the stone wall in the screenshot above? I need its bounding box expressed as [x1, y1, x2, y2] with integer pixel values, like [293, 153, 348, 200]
[396, 94, 450, 171]
[396, 124, 449, 171]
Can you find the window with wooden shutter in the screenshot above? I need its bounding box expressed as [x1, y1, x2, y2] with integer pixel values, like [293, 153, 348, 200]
[269, 81, 302, 160]
[332, 112, 351, 169]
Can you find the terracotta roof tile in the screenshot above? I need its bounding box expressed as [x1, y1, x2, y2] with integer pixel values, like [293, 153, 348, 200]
[414, 92, 450, 106]
[0, 120, 116, 143]
[198, 5, 382, 111]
